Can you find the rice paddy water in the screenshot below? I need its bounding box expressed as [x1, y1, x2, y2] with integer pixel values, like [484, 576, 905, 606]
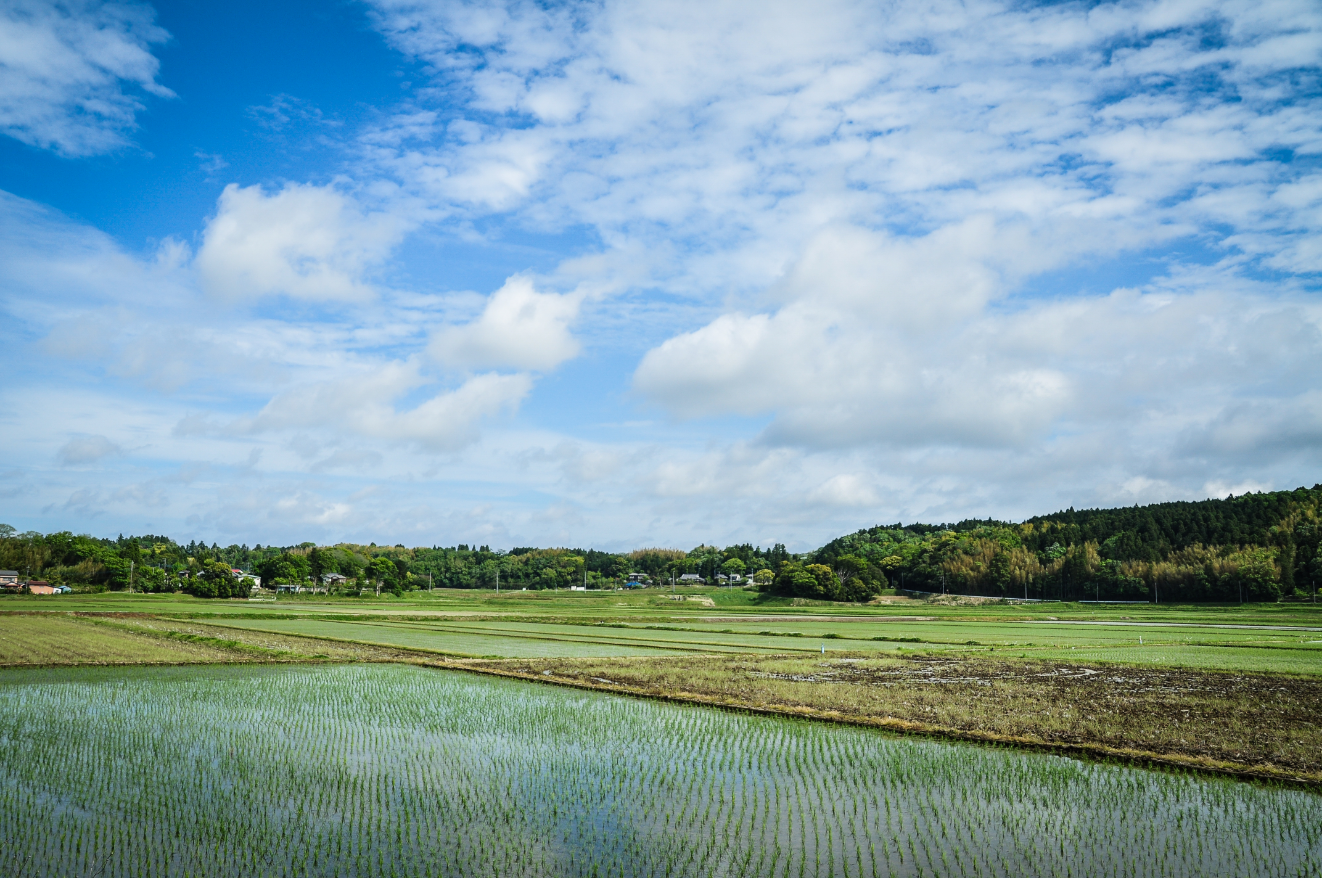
[0, 663, 1316, 877]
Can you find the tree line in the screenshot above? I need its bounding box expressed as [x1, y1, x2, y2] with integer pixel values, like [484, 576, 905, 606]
[2, 484, 1318, 602]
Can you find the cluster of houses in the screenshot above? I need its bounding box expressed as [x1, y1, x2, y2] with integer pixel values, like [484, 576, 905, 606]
[0, 570, 72, 595]
[624, 572, 748, 588]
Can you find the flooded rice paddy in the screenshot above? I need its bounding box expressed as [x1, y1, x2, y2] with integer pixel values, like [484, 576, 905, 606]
[0, 663, 1317, 877]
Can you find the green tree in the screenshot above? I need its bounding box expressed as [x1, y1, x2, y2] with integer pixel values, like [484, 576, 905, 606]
[720, 558, 746, 582]
[308, 548, 327, 589]
[369, 556, 398, 595]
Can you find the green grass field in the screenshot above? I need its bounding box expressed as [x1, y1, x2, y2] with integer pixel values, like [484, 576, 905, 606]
[6, 586, 1322, 672]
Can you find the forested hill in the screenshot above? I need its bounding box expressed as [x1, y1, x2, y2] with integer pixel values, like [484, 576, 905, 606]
[812, 485, 1322, 602]
[1022, 486, 1322, 561]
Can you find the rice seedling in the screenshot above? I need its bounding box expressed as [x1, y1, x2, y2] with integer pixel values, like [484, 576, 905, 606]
[0, 663, 1316, 877]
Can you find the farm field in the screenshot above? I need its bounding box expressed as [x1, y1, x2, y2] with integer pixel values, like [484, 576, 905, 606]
[203, 616, 929, 657]
[479, 653, 1322, 782]
[191, 609, 1322, 673]
[198, 617, 686, 658]
[0, 614, 245, 665]
[3, 594, 1322, 784]
[1, 611, 1315, 783]
[6, 588, 1322, 675]
[10, 586, 1322, 627]
[2, 663, 1318, 878]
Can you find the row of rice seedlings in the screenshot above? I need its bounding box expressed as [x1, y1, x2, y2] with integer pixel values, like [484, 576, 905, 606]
[0, 663, 1317, 877]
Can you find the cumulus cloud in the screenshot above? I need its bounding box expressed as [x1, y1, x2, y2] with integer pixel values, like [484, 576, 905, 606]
[431, 275, 582, 370]
[0, 0, 172, 156]
[195, 183, 411, 302]
[634, 222, 1081, 448]
[637, 229, 1322, 454]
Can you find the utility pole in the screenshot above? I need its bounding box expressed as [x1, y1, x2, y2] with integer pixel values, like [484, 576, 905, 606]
[128, 561, 134, 594]
[495, 567, 499, 596]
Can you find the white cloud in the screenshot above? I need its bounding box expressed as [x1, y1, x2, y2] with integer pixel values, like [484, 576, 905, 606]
[57, 434, 123, 466]
[242, 364, 532, 452]
[0, 0, 171, 156]
[431, 275, 582, 370]
[635, 218, 1322, 461]
[807, 474, 879, 508]
[365, 0, 1321, 264]
[5, 0, 1322, 547]
[364, 0, 1322, 490]
[195, 182, 411, 302]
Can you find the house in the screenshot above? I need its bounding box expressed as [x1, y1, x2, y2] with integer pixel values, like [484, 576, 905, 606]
[0, 571, 17, 588]
[25, 582, 56, 595]
[678, 573, 703, 583]
[322, 573, 348, 585]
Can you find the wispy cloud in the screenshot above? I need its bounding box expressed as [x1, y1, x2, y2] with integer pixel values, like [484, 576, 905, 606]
[0, 0, 172, 156]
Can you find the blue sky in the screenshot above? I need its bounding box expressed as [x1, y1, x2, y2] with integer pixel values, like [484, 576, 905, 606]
[1, 0, 1320, 551]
